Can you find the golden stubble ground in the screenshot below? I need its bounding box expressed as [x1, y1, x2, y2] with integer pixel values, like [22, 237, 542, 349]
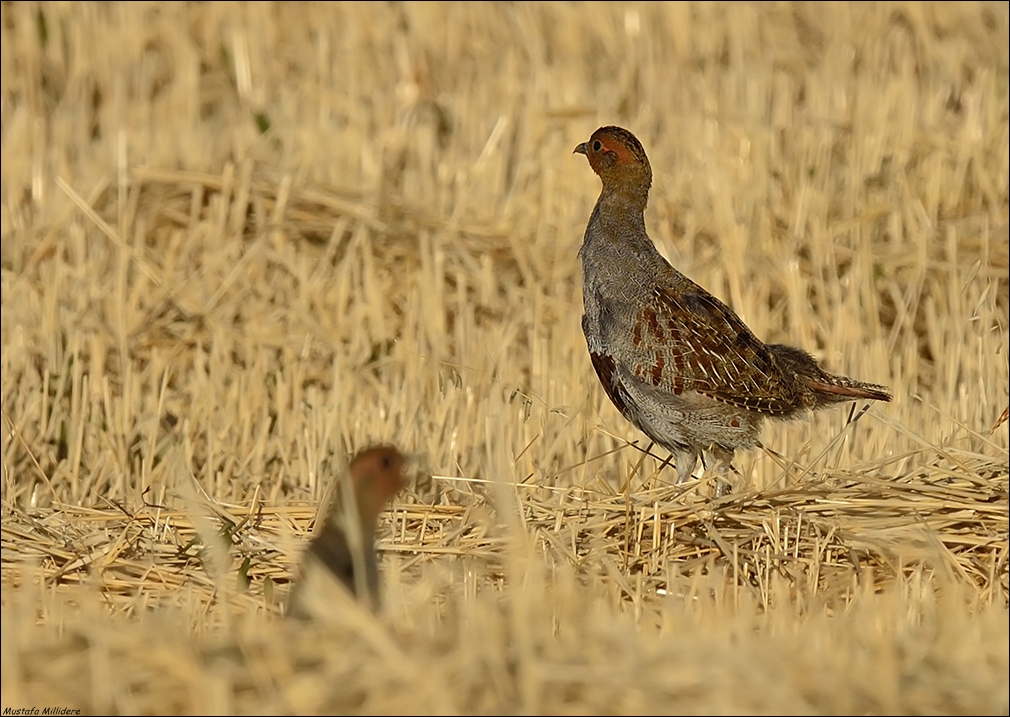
[1, 2, 1008, 714]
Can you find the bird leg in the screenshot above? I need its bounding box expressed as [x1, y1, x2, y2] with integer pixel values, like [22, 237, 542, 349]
[674, 449, 700, 484]
[703, 446, 737, 497]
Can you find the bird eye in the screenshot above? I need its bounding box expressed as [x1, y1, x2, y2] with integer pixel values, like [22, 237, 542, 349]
[592, 140, 602, 152]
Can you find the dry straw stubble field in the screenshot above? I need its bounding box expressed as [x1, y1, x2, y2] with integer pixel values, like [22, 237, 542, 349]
[1, 2, 1008, 714]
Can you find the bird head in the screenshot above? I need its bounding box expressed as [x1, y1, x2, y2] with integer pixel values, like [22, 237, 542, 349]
[347, 445, 408, 521]
[574, 126, 653, 203]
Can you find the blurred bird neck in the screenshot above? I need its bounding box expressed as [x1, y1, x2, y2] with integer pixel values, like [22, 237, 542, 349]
[352, 492, 381, 535]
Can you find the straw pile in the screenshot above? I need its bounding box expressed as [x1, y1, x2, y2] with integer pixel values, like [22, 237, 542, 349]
[2, 2, 1007, 714]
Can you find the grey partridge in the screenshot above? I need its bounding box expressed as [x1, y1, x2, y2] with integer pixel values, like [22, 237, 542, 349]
[574, 126, 891, 486]
[288, 445, 406, 616]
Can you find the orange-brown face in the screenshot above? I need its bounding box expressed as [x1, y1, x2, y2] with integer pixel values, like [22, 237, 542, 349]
[348, 445, 407, 518]
[574, 126, 652, 183]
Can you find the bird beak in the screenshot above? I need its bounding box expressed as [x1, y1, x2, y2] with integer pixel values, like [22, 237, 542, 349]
[400, 451, 429, 484]
[402, 450, 425, 472]
[573, 142, 588, 155]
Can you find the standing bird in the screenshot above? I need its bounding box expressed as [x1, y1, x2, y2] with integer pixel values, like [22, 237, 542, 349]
[287, 445, 407, 617]
[574, 126, 891, 487]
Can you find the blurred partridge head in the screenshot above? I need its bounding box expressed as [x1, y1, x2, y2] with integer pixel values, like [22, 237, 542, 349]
[288, 444, 407, 617]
